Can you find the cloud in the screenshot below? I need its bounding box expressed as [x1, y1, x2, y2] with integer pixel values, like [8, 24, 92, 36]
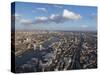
[36, 8, 47, 12]
[32, 9, 82, 24]
[63, 9, 81, 20]
[33, 17, 49, 24]
[19, 19, 33, 25]
[14, 13, 20, 17]
[33, 14, 64, 24]
[13, 9, 82, 25]
[54, 5, 63, 8]
[81, 25, 88, 28]
[35, 17, 48, 20]
[32, 8, 47, 13]
[11, 13, 33, 25]
[49, 14, 65, 23]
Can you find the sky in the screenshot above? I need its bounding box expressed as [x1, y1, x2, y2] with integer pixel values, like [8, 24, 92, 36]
[11, 2, 97, 31]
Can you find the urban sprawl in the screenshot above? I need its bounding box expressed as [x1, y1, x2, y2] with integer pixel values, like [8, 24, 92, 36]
[12, 30, 97, 73]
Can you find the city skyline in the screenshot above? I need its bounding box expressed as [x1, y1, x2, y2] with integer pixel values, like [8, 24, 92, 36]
[12, 2, 97, 31]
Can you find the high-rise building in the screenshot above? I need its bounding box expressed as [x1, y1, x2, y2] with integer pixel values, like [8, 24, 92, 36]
[33, 44, 37, 50]
[39, 44, 43, 51]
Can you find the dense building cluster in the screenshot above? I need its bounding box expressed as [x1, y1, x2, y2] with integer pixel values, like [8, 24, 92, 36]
[13, 31, 97, 73]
